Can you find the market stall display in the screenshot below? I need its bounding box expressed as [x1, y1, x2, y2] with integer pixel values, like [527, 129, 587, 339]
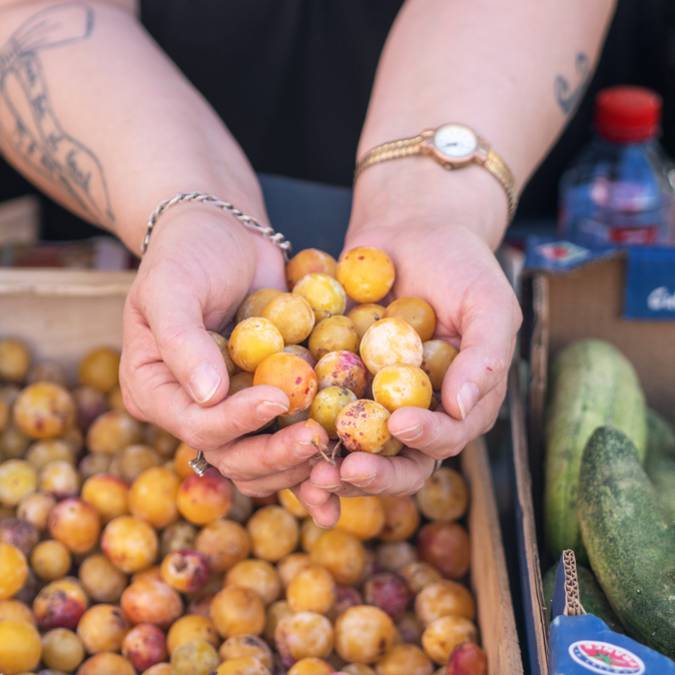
[0, 254, 521, 674]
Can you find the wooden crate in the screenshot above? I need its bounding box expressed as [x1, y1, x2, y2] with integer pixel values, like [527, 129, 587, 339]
[0, 268, 522, 674]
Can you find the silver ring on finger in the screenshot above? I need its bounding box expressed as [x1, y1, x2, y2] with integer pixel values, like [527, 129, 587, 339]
[189, 450, 210, 477]
[432, 459, 443, 475]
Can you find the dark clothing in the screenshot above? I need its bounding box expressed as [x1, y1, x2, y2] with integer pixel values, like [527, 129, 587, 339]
[0, 0, 673, 239]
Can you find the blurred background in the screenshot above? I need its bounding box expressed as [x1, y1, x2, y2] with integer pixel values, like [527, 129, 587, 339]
[1, 0, 673, 249]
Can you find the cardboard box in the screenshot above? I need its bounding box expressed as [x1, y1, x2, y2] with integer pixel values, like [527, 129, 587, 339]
[511, 254, 675, 674]
[0, 268, 523, 674]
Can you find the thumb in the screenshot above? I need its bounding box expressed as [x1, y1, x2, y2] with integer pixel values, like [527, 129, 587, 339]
[441, 293, 520, 420]
[144, 285, 231, 406]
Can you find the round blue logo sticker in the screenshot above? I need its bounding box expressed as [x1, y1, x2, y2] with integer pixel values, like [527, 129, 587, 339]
[568, 641, 645, 674]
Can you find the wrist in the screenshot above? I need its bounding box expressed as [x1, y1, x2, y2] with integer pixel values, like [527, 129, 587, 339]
[349, 157, 510, 251]
[141, 203, 273, 277]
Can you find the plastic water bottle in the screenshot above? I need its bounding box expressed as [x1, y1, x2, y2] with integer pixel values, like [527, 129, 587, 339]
[559, 86, 675, 245]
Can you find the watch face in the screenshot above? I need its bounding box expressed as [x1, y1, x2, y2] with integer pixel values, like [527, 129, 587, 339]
[433, 124, 478, 160]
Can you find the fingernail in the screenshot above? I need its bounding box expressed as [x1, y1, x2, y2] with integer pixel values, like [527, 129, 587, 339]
[346, 473, 376, 487]
[457, 382, 480, 420]
[188, 363, 221, 403]
[256, 400, 288, 419]
[312, 480, 341, 490]
[394, 424, 421, 441]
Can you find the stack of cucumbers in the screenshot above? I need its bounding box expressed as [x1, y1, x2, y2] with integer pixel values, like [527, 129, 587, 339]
[543, 339, 675, 658]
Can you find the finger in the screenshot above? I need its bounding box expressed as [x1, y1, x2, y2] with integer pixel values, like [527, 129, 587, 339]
[339, 448, 435, 495]
[234, 464, 312, 498]
[121, 339, 290, 451]
[441, 285, 520, 420]
[298, 480, 341, 528]
[308, 461, 365, 496]
[389, 384, 506, 459]
[207, 419, 329, 482]
[139, 271, 230, 406]
[309, 460, 342, 491]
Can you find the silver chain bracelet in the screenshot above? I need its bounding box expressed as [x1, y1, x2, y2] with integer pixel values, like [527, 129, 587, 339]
[141, 191, 293, 260]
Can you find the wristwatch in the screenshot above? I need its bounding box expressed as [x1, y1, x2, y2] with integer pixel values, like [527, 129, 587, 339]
[355, 123, 517, 220]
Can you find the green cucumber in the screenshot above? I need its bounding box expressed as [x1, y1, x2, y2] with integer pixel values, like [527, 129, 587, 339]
[544, 339, 647, 559]
[578, 426, 675, 657]
[542, 564, 622, 632]
[645, 409, 675, 523]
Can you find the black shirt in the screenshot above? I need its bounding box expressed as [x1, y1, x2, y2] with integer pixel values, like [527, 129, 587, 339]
[1, 0, 673, 239]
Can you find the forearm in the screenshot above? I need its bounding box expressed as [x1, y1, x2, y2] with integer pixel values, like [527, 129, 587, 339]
[0, 0, 263, 253]
[352, 0, 615, 248]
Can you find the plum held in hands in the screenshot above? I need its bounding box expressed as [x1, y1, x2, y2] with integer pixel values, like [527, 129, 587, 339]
[335, 399, 391, 454]
[336, 246, 395, 303]
[308, 315, 359, 360]
[385, 296, 437, 342]
[286, 248, 337, 288]
[314, 350, 369, 398]
[372, 364, 433, 412]
[347, 303, 386, 339]
[253, 353, 318, 415]
[236, 288, 283, 323]
[359, 317, 423, 375]
[421, 340, 458, 391]
[309, 387, 356, 438]
[262, 292, 316, 345]
[228, 317, 284, 373]
[292, 273, 347, 321]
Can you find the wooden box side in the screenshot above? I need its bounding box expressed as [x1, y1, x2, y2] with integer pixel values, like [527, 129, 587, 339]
[462, 438, 523, 675]
[0, 269, 134, 374]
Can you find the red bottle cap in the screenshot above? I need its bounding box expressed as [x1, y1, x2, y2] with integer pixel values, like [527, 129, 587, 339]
[595, 86, 662, 142]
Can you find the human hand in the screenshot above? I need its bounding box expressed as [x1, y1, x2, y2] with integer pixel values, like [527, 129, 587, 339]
[300, 170, 521, 525]
[120, 207, 328, 496]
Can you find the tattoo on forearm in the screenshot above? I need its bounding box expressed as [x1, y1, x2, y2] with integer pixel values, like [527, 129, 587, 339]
[0, 2, 114, 222]
[555, 52, 590, 116]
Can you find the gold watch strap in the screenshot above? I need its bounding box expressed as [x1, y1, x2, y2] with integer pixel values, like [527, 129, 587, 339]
[354, 133, 428, 179]
[483, 148, 517, 220]
[355, 130, 517, 220]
